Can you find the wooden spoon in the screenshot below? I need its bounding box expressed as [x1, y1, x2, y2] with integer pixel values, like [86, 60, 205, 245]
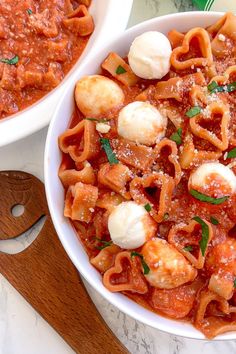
[0, 170, 128, 354]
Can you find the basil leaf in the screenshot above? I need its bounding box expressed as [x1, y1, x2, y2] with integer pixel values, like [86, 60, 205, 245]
[192, 216, 209, 256]
[183, 245, 193, 252]
[170, 128, 182, 146]
[116, 65, 127, 75]
[85, 117, 108, 123]
[131, 251, 150, 275]
[234, 279, 236, 288]
[190, 189, 229, 205]
[141, 259, 150, 275]
[100, 138, 119, 165]
[95, 237, 113, 250]
[210, 216, 219, 225]
[0, 55, 19, 65]
[186, 106, 201, 118]
[207, 80, 236, 93]
[27, 9, 33, 15]
[144, 203, 151, 212]
[226, 82, 236, 92]
[207, 81, 218, 92]
[226, 148, 236, 159]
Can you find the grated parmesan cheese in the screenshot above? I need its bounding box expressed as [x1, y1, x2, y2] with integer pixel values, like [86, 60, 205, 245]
[96, 122, 111, 134]
[218, 34, 226, 42]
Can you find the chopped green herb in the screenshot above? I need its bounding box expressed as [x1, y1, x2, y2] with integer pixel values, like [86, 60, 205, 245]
[190, 189, 229, 205]
[0, 55, 19, 65]
[163, 213, 169, 221]
[183, 245, 193, 252]
[85, 117, 108, 123]
[170, 128, 182, 146]
[27, 9, 33, 15]
[226, 147, 236, 159]
[131, 251, 150, 275]
[192, 216, 209, 256]
[207, 80, 236, 94]
[186, 106, 201, 118]
[144, 203, 152, 212]
[207, 81, 218, 92]
[234, 279, 236, 288]
[116, 65, 127, 75]
[210, 216, 219, 225]
[95, 237, 113, 250]
[100, 138, 119, 165]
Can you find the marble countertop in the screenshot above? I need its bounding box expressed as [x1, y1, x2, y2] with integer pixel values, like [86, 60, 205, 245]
[0, 1, 235, 353]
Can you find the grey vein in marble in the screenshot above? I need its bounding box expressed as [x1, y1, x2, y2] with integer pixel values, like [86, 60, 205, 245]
[0, 216, 46, 255]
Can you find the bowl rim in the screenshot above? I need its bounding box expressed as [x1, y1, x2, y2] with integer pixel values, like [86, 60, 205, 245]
[45, 10, 236, 341]
[0, 0, 133, 147]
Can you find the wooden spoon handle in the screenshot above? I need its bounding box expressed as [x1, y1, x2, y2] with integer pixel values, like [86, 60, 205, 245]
[0, 171, 128, 354]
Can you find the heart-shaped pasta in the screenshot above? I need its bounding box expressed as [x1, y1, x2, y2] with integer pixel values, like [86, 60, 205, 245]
[209, 65, 236, 86]
[168, 219, 213, 269]
[59, 120, 101, 163]
[64, 181, 98, 223]
[207, 13, 236, 58]
[155, 72, 206, 102]
[103, 251, 148, 294]
[179, 132, 222, 169]
[63, 5, 94, 36]
[195, 289, 236, 338]
[90, 244, 121, 273]
[130, 173, 174, 223]
[98, 162, 132, 200]
[171, 27, 216, 77]
[59, 160, 96, 188]
[111, 138, 153, 172]
[189, 101, 230, 151]
[153, 138, 182, 185]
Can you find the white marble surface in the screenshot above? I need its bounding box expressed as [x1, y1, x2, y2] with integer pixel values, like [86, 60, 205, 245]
[1, 1, 236, 354]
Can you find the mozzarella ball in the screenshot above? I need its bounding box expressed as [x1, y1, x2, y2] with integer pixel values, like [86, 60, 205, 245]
[75, 75, 124, 117]
[117, 101, 167, 146]
[108, 201, 157, 249]
[142, 239, 197, 289]
[188, 162, 236, 197]
[128, 31, 172, 79]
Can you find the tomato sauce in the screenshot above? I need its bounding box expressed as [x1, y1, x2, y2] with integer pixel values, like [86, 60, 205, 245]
[0, 0, 93, 119]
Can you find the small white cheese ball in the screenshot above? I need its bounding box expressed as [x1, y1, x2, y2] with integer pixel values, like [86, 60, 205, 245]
[128, 31, 172, 79]
[108, 201, 157, 249]
[142, 239, 197, 289]
[75, 75, 124, 117]
[117, 101, 167, 146]
[188, 162, 236, 197]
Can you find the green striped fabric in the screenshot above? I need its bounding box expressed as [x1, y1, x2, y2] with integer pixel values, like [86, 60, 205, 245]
[193, 0, 236, 11]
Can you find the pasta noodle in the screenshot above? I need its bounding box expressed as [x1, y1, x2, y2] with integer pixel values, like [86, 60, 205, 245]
[171, 27, 216, 77]
[102, 52, 139, 87]
[189, 101, 230, 151]
[103, 251, 148, 294]
[63, 5, 94, 37]
[58, 13, 236, 338]
[168, 219, 213, 269]
[130, 173, 175, 223]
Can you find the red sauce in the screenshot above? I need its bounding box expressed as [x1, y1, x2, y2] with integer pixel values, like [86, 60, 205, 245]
[0, 0, 93, 118]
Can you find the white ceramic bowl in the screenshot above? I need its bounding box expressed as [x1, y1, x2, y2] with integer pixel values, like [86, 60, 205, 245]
[45, 11, 234, 340]
[0, 0, 133, 147]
